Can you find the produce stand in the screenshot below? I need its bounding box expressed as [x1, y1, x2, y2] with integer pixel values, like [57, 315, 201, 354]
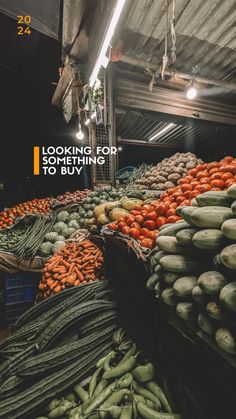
[105, 236, 236, 419]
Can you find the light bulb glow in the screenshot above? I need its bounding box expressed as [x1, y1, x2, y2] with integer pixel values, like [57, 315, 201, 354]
[186, 86, 197, 100]
[118, 146, 123, 151]
[76, 124, 84, 140]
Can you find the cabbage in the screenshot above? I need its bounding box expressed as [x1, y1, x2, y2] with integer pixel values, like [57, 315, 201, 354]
[61, 227, 76, 238]
[57, 235, 65, 241]
[53, 222, 68, 234]
[69, 212, 80, 221]
[52, 241, 66, 253]
[45, 232, 59, 242]
[57, 211, 69, 222]
[68, 220, 80, 229]
[40, 242, 53, 256]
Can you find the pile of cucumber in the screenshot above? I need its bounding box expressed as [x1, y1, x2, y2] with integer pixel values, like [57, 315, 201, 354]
[34, 328, 181, 419]
[148, 188, 236, 355]
[0, 280, 117, 418]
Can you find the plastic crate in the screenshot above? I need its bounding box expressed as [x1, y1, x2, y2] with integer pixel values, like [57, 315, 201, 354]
[0, 272, 40, 326]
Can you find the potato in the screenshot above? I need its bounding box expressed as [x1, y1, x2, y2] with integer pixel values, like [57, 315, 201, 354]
[164, 181, 175, 189]
[168, 173, 181, 182]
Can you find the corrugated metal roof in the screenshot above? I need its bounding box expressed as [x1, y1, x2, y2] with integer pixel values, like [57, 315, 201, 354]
[116, 110, 226, 147]
[122, 0, 236, 82]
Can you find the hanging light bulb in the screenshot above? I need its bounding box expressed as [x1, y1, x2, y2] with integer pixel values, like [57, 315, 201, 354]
[76, 123, 84, 140]
[186, 84, 198, 100]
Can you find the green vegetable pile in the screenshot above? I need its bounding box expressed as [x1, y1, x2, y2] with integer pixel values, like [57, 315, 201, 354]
[0, 223, 28, 253]
[39, 209, 81, 257]
[32, 328, 180, 419]
[0, 281, 117, 418]
[148, 188, 236, 356]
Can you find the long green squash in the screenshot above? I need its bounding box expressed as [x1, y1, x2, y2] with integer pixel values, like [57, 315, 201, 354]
[15, 280, 109, 330]
[0, 345, 35, 381]
[18, 325, 116, 379]
[0, 342, 112, 418]
[36, 300, 116, 352]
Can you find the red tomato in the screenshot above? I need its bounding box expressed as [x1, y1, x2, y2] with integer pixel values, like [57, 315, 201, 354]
[181, 183, 192, 192]
[220, 164, 236, 174]
[190, 190, 199, 199]
[118, 221, 126, 230]
[209, 167, 219, 175]
[156, 203, 169, 215]
[156, 216, 166, 228]
[145, 211, 158, 221]
[188, 168, 198, 177]
[140, 210, 148, 218]
[143, 220, 156, 230]
[225, 179, 236, 188]
[130, 222, 141, 229]
[183, 191, 191, 199]
[222, 156, 234, 164]
[134, 215, 144, 224]
[126, 215, 135, 226]
[166, 215, 181, 223]
[221, 172, 234, 181]
[176, 196, 186, 205]
[130, 210, 141, 216]
[181, 199, 191, 206]
[140, 228, 149, 236]
[211, 179, 224, 188]
[211, 187, 221, 191]
[140, 238, 153, 249]
[129, 228, 140, 239]
[207, 162, 219, 171]
[169, 202, 178, 209]
[134, 205, 143, 211]
[210, 171, 224, 180]
[160, 192, 168, 201]
[179, 178, 190, 185]
[199, 177, 210, 184]
[196, 170, 209, 180]
[122, 226, 130, 235]
[199, 184, 212, 193]
[108, 223, 118, 231]
[142, 204, 154, 212]
[166, 208, 176, 217]
[147, 230, 158, 240]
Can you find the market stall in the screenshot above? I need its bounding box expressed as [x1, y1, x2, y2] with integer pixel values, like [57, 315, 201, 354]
[0, 0, 236, 418]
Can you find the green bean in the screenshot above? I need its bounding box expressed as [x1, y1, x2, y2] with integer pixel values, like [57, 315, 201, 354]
[103, 356, 136, 380]
[133, 382, 161, 410]
[146, 382, 172, 413]
[89, 366, 103, 397]
[137, 402, 182, 419]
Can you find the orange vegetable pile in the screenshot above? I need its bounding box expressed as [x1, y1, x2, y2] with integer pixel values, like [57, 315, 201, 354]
[38, 240, 104, 300]
[0, 198, 52, 229]
[107, 156, 236, 249]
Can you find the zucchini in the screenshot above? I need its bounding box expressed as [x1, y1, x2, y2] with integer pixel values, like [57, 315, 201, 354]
[197, 312, 217, 335]
[192, 229, 225, 250]
[157, 221, 190, 237]
[227, 184, 236, 199]
[221, 219, 236, 240]
[147, 274, 160, 291]
[176, 302, 194, 322]
[173, 276, 197, 298]
[220, 282, 236, 312]
[181, 207, 198, 226]
[176, 229, 198, 247]
[231, 200, 236, 215]
[215, 328, 236, 354]
[156, 237, 190, 255]
[196, 191, 234, 207]
[221, 244, 236, 270]
[162, 271, 179, 285]
[159, 255, 199, 274]
[198, 271, 227, 295]
[161, 288, 179, 306]
[191, 206, 233, 229]
[206, 301, 226, 320]
[192, 286, 206, 305]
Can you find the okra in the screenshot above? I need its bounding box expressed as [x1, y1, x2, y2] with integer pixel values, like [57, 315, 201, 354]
[103, 355, 137, 380]
[146, 381, 172, 413]
[133, 381, 162, 410]
[137, 402, 182, 419]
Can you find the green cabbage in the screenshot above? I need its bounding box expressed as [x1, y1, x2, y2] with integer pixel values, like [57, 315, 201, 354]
[52, 241, 66, 253]
[57, 210, 69, 222]
[40, 242, 53, 256]
[68, 220, 80, 229]
[45, 232, 59, 242]
[53, 222, 68, 234]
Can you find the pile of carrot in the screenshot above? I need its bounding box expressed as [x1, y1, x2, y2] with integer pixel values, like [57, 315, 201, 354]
[37, 240, 104, 300]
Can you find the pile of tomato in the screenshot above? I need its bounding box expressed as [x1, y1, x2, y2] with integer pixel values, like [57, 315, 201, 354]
[0, 198, 52, 229]
[107, 202, 181, 249]
[107, 156, 236, 249]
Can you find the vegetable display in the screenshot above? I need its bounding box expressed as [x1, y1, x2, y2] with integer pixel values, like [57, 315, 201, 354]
[23, 329, 180, 419]
[148, 189, 236, 355]
[133, 152, 202, 191]
[0, 281, 117, 418]
[0, 197, 52, 229]
[37, 239, 104, 300]
[0, 222, 29, 253]
[54, 189, 90, 205]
